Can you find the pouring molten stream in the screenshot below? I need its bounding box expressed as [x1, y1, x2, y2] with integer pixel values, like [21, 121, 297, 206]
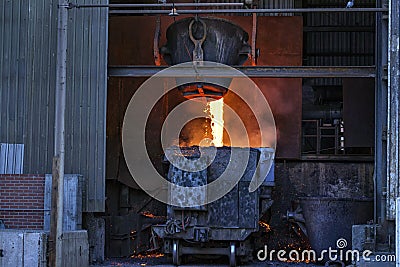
[207, 98, 224, 147]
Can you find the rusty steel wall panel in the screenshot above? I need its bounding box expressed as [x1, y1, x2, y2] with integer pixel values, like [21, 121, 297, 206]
[107, 16, 302, 165]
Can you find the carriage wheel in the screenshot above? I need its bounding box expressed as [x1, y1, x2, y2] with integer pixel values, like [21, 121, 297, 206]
[229, 242, 236, 267]
[172, 239, 181, 266]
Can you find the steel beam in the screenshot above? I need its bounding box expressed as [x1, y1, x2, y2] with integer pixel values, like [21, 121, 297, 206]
[301, 155, 374, 162]
[375, 0, 389, 227]
[109, 8, 388, 15]
[71, 3, 243, 8]
[108, 66, 376, 78]
[397, 198, 400, 267]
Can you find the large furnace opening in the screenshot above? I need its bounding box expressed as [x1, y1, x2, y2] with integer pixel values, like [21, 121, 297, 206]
[105, 4, 376, 266]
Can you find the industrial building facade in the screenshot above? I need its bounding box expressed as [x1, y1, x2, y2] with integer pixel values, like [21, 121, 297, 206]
[1, 0, 400, 266]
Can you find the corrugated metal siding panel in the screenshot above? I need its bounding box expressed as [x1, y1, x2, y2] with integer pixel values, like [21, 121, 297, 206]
[259, 0, 295, 16]
[206, 0, 296, 16]
[303, 0, 375, 86]
[61, 231, 89, 267]
[0, 0, 108, 212]
[0, 143, 24, 174]
[308, 0, 376, 6]
[44, 174, 84, 231]
[210, 0, 248, 16]
[65, 0, 108, 212]
[0, 0, 57, 174]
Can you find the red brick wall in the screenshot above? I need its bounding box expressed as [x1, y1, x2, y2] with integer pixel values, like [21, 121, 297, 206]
[0, 174, 45, 229]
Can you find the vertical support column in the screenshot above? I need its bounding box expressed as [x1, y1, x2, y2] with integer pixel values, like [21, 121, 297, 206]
[251, 12, 257, 66]
[386, 0, 400, 221]
[375, 0, 389, 225]
[49, 0, 68, 266]
[396, 197, 400, 267]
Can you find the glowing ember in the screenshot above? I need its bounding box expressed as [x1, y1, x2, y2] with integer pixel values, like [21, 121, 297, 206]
[281, 243, 313, 263]
[285, 259, 311, 264]
[140, 211, 166, 220]
[131, 253, 164, 259]
[207, 98, 224, 147]
[259, 221, 272, 232]
[141, 211, 156, 218]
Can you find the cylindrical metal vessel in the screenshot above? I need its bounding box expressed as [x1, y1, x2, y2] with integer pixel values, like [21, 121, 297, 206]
[161, 17, 251, 65]
[300, 197, 373, 261]
[161, 17, 251, 99]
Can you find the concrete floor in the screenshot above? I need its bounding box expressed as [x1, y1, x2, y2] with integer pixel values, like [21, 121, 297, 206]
[91, 255, 324, 267]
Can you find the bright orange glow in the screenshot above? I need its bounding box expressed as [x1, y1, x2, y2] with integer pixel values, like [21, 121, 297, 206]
[258, 221, 271, 232]
[131, 253, 164, 259]
[208, 98, 224, 147]
[140, 211, 156, 218]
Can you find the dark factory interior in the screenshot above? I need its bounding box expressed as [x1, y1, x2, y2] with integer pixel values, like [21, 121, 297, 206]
[1, 0, 399, 266]
[103, 0, 383, 266]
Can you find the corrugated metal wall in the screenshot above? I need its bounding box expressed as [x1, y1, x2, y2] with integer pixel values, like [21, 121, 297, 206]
[211, 0, 296, 15]
[0, 0, 108, 212]
[61, 231, 90, 267]
[0, 0, 57, 175]
[65, 0, 108, 211]
[258, 0, 295, 16]
[212, 0, 295, 9]
[303, 0, 375, 86]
